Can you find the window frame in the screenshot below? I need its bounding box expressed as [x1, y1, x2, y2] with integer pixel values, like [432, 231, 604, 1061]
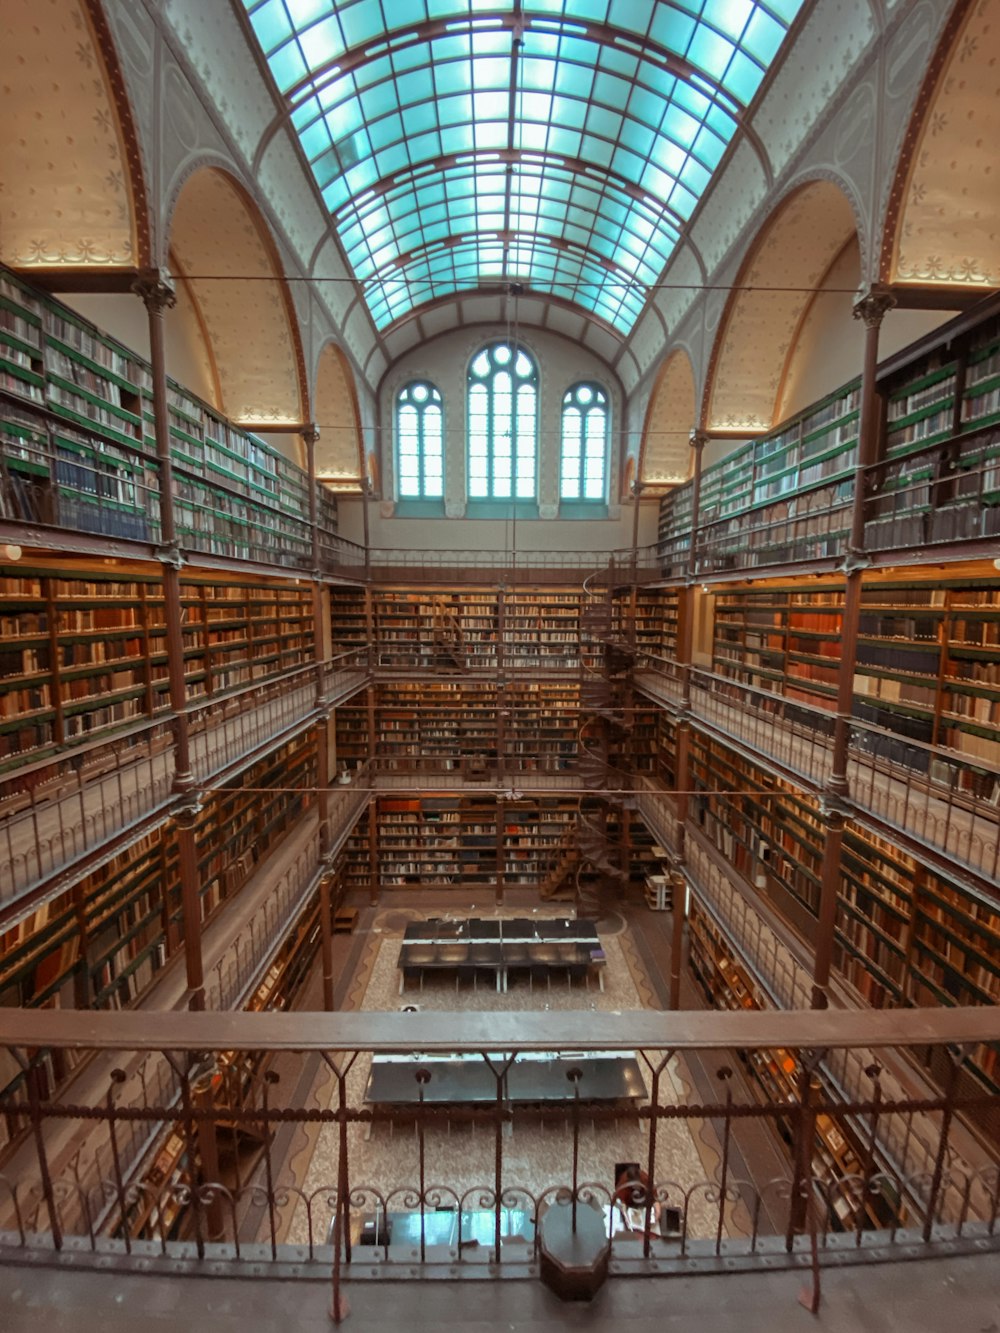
[560, 381, 610, 503]
[395, 380, 444, 501]
[466, 341, 539, 503]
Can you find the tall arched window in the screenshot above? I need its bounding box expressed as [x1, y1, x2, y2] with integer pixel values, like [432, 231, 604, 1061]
[561, 382, 609, 500]
[467, 343, 537, 500]
[396, 381, 443, 498]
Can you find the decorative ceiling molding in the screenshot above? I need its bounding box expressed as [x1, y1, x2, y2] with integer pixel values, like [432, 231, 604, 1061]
[168, 165, 307, 423]
[0, 0, 139, 268]
[884, 0, 999, 291]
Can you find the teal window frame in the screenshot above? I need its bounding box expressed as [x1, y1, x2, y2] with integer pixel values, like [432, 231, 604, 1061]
[396, 380, 444, 500]
[467, 342, 538, 502]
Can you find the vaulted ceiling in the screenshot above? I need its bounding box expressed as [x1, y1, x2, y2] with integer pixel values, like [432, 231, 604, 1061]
[241, 1, 804, 341]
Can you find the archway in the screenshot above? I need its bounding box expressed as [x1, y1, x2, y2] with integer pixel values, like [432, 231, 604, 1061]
[883, 0, 1000, 293]
[640, 350, 697, 486]
[705, 181, 860, 433]
[314, 342, 364, 489]
[0, 0, 148, 269]
[168, 167, 306, 426]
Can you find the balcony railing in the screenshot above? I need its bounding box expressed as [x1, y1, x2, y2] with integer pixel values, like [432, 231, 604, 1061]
[696, 483, 852, 576]
[864, 424, 1000, 555]
[0, 654, 371, 909]
[0, 431, 364, 579]
[367, 548, 653, 584]
[0, 1007, 997, 1309]
[632, 664, 1000, 881]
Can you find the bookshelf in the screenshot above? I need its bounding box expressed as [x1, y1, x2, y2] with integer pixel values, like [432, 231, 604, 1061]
[0, 563, 314, 773]
[0, 734, 316, 1017]
[0, 262, 337, 565]
[688, 902, 902, 1230]
[373, 793, 581, 894]
[329, 586, 370, 658]
[633, 586, 680, 667]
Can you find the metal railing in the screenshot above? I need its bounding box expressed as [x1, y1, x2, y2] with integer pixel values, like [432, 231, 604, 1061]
[631, 662, 1000, 880]
[847, 720, 1000, 881]
[689, 669, 837, 787]
[696, 485, 852, 576]
[864, 424, 1000, 554]
[367, 547, 653, 583]
[0, 1007, 997, 1311]
[0, 653, 373, 907]
[682, 839, 997, 1211]
[0, 430, 364, 580]
[0, 720, 176, 906]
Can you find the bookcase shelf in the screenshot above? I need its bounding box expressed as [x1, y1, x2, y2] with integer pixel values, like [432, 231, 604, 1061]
[370, 586, 587, 673]
[374, 793, 580, 893]
[689, 902, 905, 1230]
[0, 731, 315, 1019]
[0, 263, 339, 567]
[0, 562, 315, 773]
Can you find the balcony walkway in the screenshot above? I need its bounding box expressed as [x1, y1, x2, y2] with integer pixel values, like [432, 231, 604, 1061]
[634, 670, 1000, 882]
[1, 667, 368, 914]
[0, 1244, 992, 1332]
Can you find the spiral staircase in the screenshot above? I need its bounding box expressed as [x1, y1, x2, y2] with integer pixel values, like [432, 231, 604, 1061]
[540, 566, 635, 917]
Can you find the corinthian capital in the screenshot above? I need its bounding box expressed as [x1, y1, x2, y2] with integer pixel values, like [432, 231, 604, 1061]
[132, 267, 176, 314]
[852, 284, 895, 330]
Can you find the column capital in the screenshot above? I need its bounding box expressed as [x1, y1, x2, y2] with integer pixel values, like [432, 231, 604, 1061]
[173, 790, 203, 829]
[819, 793, 849, 824]
[689, 428, 709, 451]
[132, 267, 177, 314]
[852, 284, 895, 330]
[300, 423, 321, 447]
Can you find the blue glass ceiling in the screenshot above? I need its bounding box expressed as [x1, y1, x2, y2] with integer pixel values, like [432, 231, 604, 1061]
[241, 1, 804, 335]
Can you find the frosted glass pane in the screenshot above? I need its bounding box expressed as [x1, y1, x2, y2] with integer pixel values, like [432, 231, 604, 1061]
[245, 0, 804, 331]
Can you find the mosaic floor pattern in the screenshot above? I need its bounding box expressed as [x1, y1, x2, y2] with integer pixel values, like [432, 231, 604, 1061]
[278, 908, 740, 1246]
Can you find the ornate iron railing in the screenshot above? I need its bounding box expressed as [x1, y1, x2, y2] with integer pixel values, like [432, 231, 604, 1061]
[0, 1007, 997, 1317]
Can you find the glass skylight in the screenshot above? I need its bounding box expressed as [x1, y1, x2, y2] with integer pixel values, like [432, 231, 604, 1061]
[242, 1, 804, 335]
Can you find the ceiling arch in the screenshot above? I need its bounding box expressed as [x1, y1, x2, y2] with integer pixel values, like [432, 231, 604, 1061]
[314, 341, 365, 488]
[885, 0, 1000, 291]
[0, 0, 147, 269]
[640, 347, 696, 486]
[704, 179, 859, 433]
[167, 165, 307, 425]
[241, 1, 803, 338]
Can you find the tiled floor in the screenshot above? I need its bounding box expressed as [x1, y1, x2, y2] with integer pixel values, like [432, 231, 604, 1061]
[276, 903, 742, 1247]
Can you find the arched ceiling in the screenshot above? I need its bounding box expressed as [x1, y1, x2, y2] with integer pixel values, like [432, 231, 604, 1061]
[888, 0, 1000, 291]
[0, 0, 143, 268]
[169, 167, 306, 425]
[241, 1, 804, 340]
[641, 348, 696, 485]
[314, 342, 364, 487]
[705, 180, 858, 432]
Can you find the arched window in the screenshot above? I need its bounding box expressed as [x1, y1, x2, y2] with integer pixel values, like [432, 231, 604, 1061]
[396, 381, 443, 499]
[561, 382, 609, 501]
[467, 342, 537, 500]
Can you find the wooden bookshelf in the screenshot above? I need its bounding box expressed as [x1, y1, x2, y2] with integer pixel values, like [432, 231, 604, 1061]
[0, 563, 314, 772]
[373, 793, 580, 894]
[688, 903, 902, 1230]
[0, 263, 337, 564]
[0, 734, 316, 1016]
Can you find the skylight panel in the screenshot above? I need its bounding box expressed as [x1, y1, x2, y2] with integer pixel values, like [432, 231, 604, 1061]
[241, 0, 803, 334]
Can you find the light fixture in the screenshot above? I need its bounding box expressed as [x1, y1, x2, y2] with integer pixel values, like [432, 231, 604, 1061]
[2, 544, 22, 561]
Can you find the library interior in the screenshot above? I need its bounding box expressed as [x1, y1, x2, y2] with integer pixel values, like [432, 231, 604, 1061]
[0, 0, 999, 1327]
